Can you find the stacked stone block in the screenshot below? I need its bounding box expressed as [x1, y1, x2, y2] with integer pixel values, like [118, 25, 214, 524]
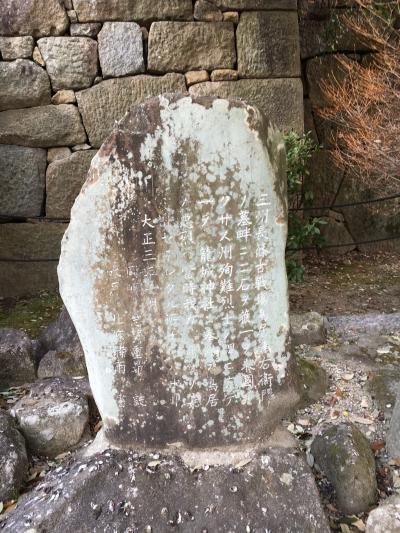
[0, 0, 303, 297]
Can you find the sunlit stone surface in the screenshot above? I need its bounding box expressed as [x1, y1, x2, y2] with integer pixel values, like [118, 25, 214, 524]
[58, 94, 298, 448]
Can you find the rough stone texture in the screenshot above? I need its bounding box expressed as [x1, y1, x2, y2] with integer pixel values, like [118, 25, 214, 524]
[296, 358, 328, 408]
[75, 74, 186, 147]
[59, 94, 298, 449]
[214, 0, 298, 8]
[211, 69, 238, 81]
[0, 145, 46, 217]
[237, 11, 301, 78]
[311, 423, 377, 514]
[0, 59, 51, 111]
[387, 396, 400, 460]
[37, 350, 87, 379]
[307, 54, 352, 108]
[0, 36, 34, 60]
[73, 0, 193, 23]
[320, 210, 356, 256]
[0, 0, 69, 37]
[0, 104, 86, 147]
[32, 46, 44, 66]
[1, 448, 330, 532]
[46, 150, 96, 219]
[70, 22, 102, 37]
[190, 78, 304, 133]
[291, 312, 327, 346]
[51, 89, 76, 104]
[0, 410, 28, 502]
[148, 22, 236, 73]
[0, 329, 36, 391]
[0, 223, 67, 298]
[47, 146, 71, 163]
[98, 22, 144, 78]
[223, 11, 239, 23]
[194, 0, 223, 21]
[185, 70, 209, 86]
[299, 12, 371, 60]
[38, 37, 98, 91]
[366, 495, 400, 533]
[11, 377, 89, 457]
[36, 307, 84, 367]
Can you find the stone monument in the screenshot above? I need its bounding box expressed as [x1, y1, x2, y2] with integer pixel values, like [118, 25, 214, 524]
[58, 93, 299, 450]
[5, 94, 331, 533]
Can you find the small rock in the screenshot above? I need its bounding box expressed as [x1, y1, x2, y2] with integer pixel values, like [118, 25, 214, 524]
[35, 307, 86, 377]
[98, 22, 144, 78]
[32, 46, 45, 66]
[0, 410, 28, 502]
[291, 312, 327, 346]
[70, 23, 102, 38]
[387, 396, 400, 460]
[11, 377, 90, 458]
[223, 11, 239, 24]
[311, 423, 377, 514]
[210, 69, 238, 82]
[366, 495, 400, 532]
[0, 36, 34, 60]
[0, 329, 36, 391]
[194, 0, 223, 21]
[51, 89, 76, 105]
[47, 146, 72, 164]
[67, 9, 78, 23]
[185, 70, 209, 87]
[71, 143, 91, 152]
[38, 350, 87, 379]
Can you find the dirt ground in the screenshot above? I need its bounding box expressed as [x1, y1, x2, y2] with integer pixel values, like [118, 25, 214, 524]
[289, 251, 400, 316]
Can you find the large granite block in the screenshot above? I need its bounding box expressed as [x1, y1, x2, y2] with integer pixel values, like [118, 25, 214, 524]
[190, 78, 304, 133]
[0, 60, 51, 111]
[148, 22, 236, 73]
[75, 74, 186, 147]
[0, 145, 46, 217]
[237, 11, 301, 78]
[38, 37, 98, 91]
[0, 104, 86, 147]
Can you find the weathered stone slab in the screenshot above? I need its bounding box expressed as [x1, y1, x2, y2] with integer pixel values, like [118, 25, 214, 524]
[214, 0, 297, 9]
[237, 11, 301, 78]
[46, 150, 96, 218]
[38, 37, 98, 91]
[190, 78, 304, 133]
[0, 59, 51, 111]
[0, 223, 67, 298]
[75, 74, 186, 147]
[148, 22, 236, 73]
[0, 104, 86, 147]
[0, 0, 69, 37]
[73, 0, 193, 22]
[0, 145, 46, 217]
[1, 448, 331, 532]
[59, 94, 298, 449]
[0, 36, 34, 60]
[98, 22, 144, 78]
[194, 0, 223, 21]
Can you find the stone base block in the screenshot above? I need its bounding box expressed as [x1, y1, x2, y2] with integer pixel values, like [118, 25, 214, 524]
[2, 448, 330, 532]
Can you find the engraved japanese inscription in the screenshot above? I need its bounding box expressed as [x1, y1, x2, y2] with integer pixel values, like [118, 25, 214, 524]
[58, 94, 298, 448]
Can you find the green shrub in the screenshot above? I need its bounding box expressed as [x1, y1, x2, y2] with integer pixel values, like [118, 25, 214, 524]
[285, 132, 326, 282]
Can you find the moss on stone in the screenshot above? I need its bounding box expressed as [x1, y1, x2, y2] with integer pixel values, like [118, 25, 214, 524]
[0, 291, 63, 338]
[296, 356, 328, 407]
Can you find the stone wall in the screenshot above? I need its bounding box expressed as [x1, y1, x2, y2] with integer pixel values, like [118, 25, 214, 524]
[0, 0, 303, 298]
[299, 1, 400, 253]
